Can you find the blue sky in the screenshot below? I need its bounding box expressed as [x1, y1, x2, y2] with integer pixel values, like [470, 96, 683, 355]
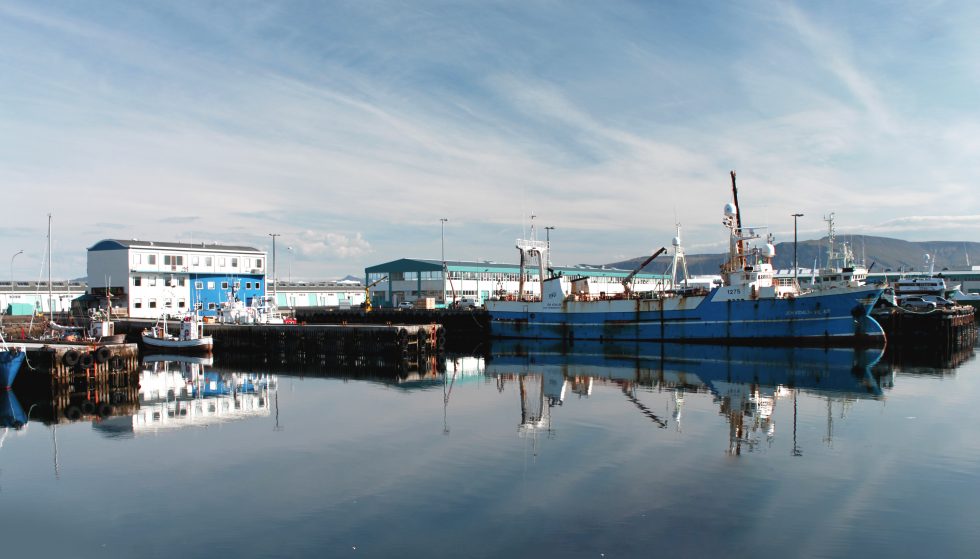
[2, 1, 979, 280]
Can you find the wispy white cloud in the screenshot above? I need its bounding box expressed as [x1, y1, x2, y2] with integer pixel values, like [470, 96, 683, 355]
[1, 1, 979, 279]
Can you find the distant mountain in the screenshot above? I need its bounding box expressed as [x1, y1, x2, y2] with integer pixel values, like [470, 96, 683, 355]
[339, 274, 363, 284]
[606, 236, 980, 277]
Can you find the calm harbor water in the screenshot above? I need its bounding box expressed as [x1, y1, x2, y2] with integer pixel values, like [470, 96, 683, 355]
[2, 340, 979, 558]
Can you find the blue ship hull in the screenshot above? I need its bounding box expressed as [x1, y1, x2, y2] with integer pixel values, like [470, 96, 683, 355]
[487, 285, 885, 346]
[1, 350, 26, 390]
[487, 340, 888, 399]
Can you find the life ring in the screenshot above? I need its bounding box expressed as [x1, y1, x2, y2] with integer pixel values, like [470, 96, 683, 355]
[78, 352, 95, 369]
[109, 355, 124, 371]
[94, 346, 111, 364]
[65, 405, 82, 420]
[63, 349, 81, 367]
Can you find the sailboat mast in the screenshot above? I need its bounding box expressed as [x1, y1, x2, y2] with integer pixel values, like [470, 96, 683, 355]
[47, 213, 52, 315]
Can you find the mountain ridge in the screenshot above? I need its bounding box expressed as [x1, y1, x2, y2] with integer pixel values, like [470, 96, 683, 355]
[605, 235, 980, 277]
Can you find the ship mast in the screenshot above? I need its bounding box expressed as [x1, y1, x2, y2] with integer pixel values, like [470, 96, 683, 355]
[823, 212, 837, 269]
[47, 213, 53, 316]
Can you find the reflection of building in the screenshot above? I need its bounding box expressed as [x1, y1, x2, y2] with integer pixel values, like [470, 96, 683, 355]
[95, 357, 276, 436]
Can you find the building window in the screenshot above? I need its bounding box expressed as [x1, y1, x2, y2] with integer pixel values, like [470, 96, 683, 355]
[207, 302, 216, 310]
[205, 256, 213, 266]
[256, 259, 263, 269]
[231, 257, 238, 268]
[178, 278, 186, 286]
[178, 299, 187, 309]
[134, 299, 142, 309]
[163, 255, 184, 266]
[194, 302, 202, 310]
[133, 276, 142, 287]
[207, 281, 215, 289]
[233, 281, 241, 290]
[148, 254, 157, 265]
[195, 281, 204, 290]
[133, 254, 142, 265]
[255, 281, 261, 290]
[219, 257, 226, 267]
[245, 282, 252, 289]
[164, 299, 173, 308]
[192, 256, 199, 266]
[149, 277, 157, 286]
[221, 281, 229, 289]
[149, 299, 157, 309]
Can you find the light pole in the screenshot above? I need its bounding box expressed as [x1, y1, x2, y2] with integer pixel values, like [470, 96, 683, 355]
[440, 218, 448, 306]
[544, 226, 554, 273]
[287, 246, 293, 284]
[792, 213, 804, 283]
[10, 250, 23, 301]
[268, 233, 280, 300]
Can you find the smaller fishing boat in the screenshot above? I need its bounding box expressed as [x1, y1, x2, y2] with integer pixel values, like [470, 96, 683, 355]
[1, 331, 27, 390]
[87, 292, 126, 343]
[142, 312, 213, 354]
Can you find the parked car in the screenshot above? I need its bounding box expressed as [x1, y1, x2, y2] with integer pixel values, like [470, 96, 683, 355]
[397, 301, 414, 309]
[901, 296, 937, 311]
[457, 298, 479, 309]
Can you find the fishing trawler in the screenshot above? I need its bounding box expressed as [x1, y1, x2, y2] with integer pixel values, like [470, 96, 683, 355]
[486, 172, 886, 346]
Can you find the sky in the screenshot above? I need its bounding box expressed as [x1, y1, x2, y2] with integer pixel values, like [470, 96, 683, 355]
[2, 1, 979, 281]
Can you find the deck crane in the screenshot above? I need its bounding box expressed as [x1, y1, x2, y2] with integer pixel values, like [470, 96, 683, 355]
[622, 247, 667, 298]
[364, 275, 388, 313]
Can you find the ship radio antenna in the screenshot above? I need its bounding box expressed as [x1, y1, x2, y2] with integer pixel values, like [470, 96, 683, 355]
[730, 170, 742, 230]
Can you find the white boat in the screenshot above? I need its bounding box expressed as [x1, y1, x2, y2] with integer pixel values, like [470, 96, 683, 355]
[947, 288, 980, 310]
[142, 312, 213, 354]
[217, 293, 291, 325]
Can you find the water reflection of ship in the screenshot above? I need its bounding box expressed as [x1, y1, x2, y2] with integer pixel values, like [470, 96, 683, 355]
[487, 341, 892, 454]
[94, 354, 277, 437]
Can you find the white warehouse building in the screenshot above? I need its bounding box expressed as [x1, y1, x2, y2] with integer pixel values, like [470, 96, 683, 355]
[87, 239, 268, 319]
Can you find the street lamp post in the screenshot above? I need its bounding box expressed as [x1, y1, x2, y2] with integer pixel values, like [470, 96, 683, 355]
[10, 250, 23, 301]
[792, 213, 804, 283]
[287, 246, 293, 284]
[440, 218, 448, 306]
[269, 233, 280, 300]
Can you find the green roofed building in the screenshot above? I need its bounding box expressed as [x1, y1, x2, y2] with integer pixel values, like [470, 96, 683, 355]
[364, 258, 668, 309]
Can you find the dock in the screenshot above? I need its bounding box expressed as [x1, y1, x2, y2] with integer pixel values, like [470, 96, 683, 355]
[9, 341, 140, 423]
[110, 319, 447, 363]
[872, 305, 977, 350]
